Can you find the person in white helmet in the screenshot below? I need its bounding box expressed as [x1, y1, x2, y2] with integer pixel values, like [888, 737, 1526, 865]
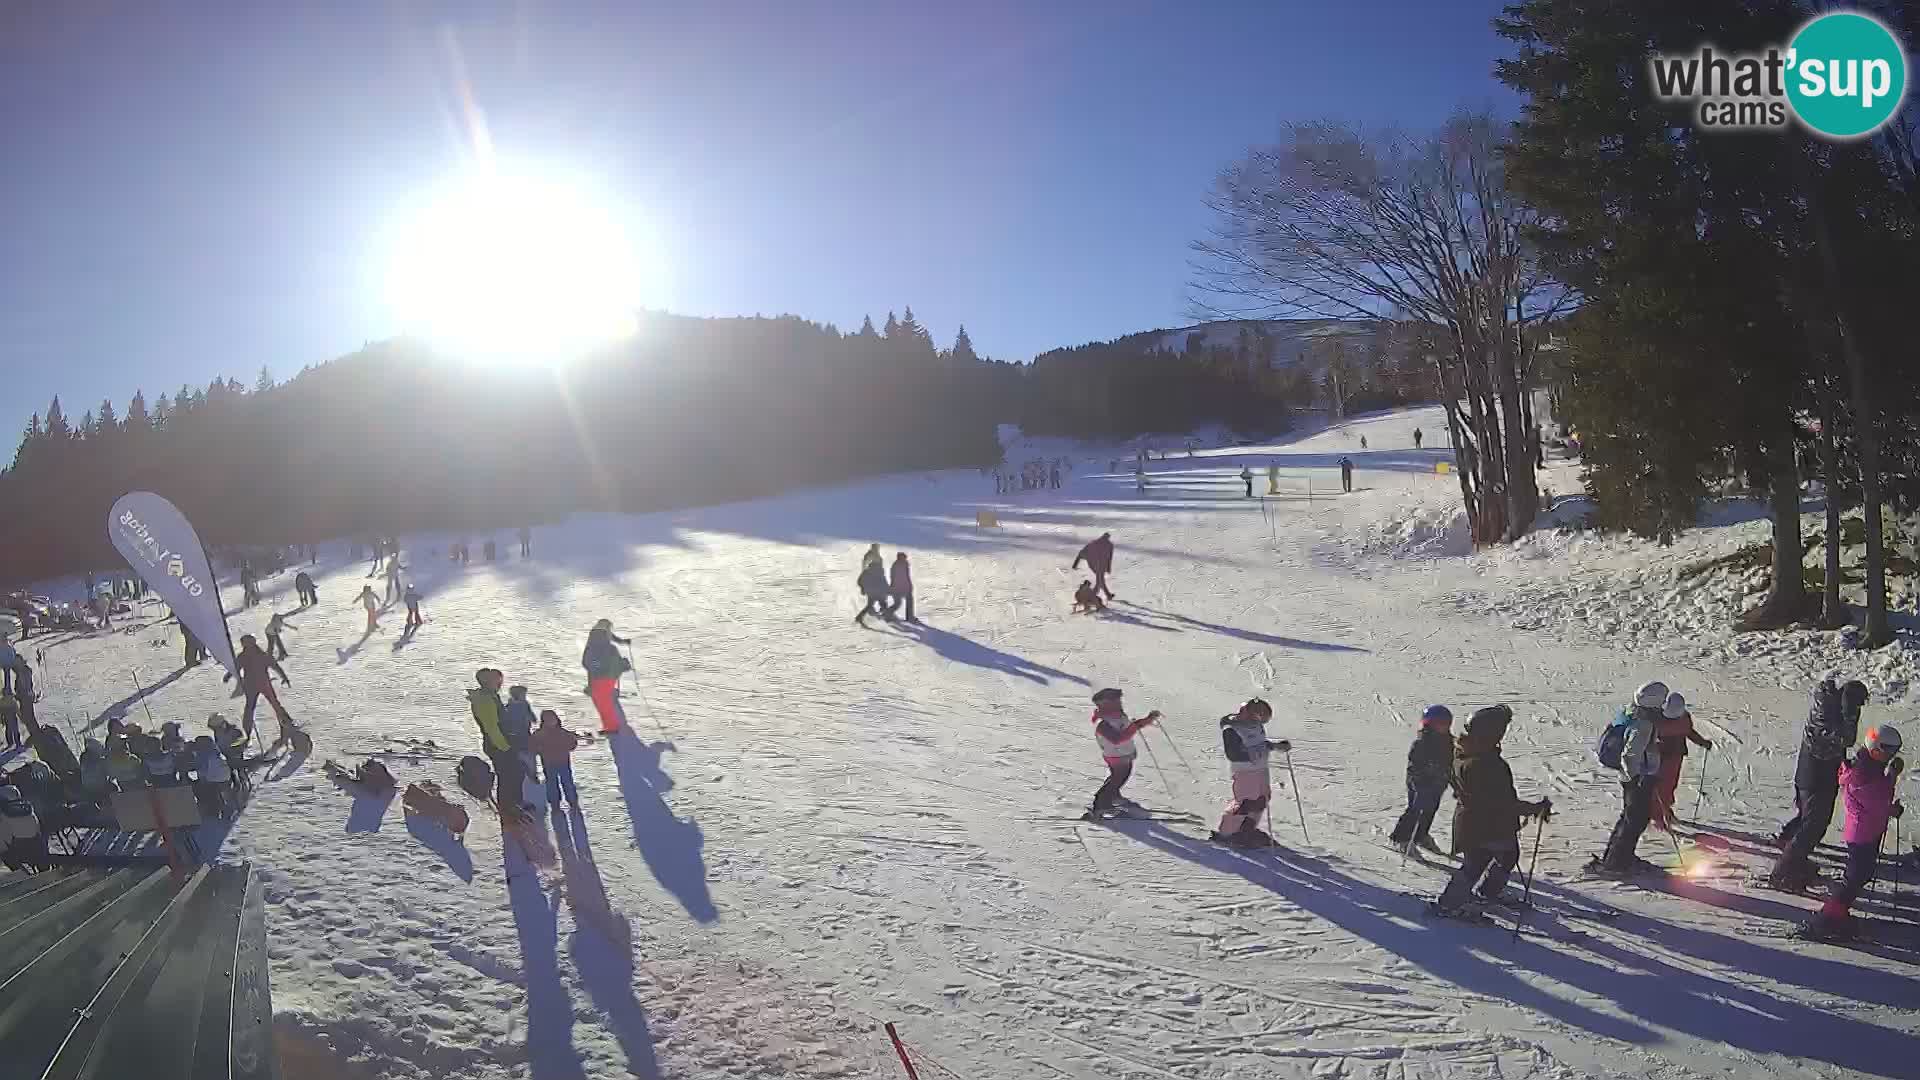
[1591, 681, 1666, 875]
[1802, 724, 1904, 939]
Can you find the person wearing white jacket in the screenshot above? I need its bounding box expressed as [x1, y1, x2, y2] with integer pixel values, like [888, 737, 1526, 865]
[1593, 681, 1666, 874]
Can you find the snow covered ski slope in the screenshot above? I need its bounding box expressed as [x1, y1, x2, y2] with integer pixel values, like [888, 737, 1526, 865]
[30, 405, 1919, 1079]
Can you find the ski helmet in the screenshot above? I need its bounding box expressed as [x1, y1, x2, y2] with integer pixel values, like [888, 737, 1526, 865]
[1420, 704, 1453, 727]
[1663, 692, 1688, 720]
[1634, 682, 1670, 709]
[1842, 680, 1870, 711]
[1241, 698, 1272, 721]
[1091, 687, 1123, 705]
[1864, 724, 1903, 757]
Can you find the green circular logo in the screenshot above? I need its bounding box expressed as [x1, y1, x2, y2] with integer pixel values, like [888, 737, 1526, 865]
[1786, 12, 1907, 138]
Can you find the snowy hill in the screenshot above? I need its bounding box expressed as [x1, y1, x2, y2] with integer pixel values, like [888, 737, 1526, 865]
[20, 404, 1919, 1080]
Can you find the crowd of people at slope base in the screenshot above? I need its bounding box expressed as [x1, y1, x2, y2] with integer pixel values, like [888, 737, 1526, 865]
[1078, 675, 1905, 940]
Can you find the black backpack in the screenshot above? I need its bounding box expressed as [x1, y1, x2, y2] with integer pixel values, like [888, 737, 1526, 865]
[455, 755, 495, 802]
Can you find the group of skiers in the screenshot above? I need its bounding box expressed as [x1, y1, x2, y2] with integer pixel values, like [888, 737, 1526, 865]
[996, 458, 1065, 495]
[854, 545, 917, 625]
[1074, 670, 1904, 940]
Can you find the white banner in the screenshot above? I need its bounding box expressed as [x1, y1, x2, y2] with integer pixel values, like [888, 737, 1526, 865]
[107, 491, 237, 676]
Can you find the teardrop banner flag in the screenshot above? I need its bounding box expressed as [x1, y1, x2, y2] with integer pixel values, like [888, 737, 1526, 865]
[107, 491, 238, 676]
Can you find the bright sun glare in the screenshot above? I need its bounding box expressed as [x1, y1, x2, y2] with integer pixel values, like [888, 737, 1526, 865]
[385, 167, 653, 364]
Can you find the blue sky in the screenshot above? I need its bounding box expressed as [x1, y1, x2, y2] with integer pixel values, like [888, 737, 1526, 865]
[0, 0, 1514, 452]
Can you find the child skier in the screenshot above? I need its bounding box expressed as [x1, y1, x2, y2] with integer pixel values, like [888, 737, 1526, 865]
[265, 611, 295, 660]
[503, 685, 540, 785]
[1651, 691, 1712, 830]
[355, 585, 380, 634]
[1071, 580, 1105, 614]
[1432, 705, 1552, 917]
[1085, 688, 1160, 817]
[531, 709, 581, 809]
[1388, 705, 1453, 854]
[1802, 725, 1904, 940]
[1212, 697, 1291, 847]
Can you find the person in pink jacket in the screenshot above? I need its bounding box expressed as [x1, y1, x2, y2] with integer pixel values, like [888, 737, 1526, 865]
[1805, 724, 1904, 939]
[1085, 687, 1159, 817]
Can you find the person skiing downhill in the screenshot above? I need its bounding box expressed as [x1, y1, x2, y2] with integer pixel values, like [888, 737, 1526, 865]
[1072, 532, 1116, 601]
[1389, 705, 1454, 854]
[1084, 687, 1160, 817]
[1591, 681, 1665, 875]
[264, 611, 296, 661]
[1212, 698, 1291, 847]
[384, 553, 405, 604]
[582, 619, 632, 734]
[223, 634, 295, 746]
[354, 585, 381, 634]
[1651, 691, 1712, 829]
[403, 582, 424, 631]
[1772, 678, 1868, 890]
[1801, 725, 1904, 940]
[1432, 705, 1552, 917]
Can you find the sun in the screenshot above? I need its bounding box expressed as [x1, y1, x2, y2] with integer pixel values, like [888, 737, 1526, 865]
[384, 166, 656, 363]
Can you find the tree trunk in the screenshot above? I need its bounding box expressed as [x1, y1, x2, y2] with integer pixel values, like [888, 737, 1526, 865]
[1815, 377, 1847, 629]
[1737, 429, 1808, 631]
[1495, 336, 1539, 541]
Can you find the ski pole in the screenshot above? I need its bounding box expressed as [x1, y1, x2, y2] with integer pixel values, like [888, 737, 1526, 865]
[1139, 725, 1176, 804]
[883, 1023, 921, 1080]
[1160, 720, 1201, 787]
[1692, 744, 1710, 825]
[624, 642, 670, 741]
[131, 669, 159, 729]
[1283, 747, 1309, 844]
[1512, 812, 1546, 942]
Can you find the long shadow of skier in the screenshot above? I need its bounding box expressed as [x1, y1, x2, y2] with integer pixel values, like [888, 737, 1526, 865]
[554, 809, 660, 1079]
[506, 852, 589, 1080]
[1102, 819, 1917, 1075]
[893, 622, 1089, 686]
[609, 729, 718, 924]
[1114, 602, 1368, 653]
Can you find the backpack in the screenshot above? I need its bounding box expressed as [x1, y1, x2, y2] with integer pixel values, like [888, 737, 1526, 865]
[358, 758, 396, 791]
[455, 755, 495, 802]
[1595, 708, 1631, 770]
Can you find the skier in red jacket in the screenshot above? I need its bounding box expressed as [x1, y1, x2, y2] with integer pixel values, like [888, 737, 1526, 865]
[223, 634, 295, 745]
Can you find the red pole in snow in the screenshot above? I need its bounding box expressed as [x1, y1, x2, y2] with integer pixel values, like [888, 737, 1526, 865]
[884, 1023, 921, 1080]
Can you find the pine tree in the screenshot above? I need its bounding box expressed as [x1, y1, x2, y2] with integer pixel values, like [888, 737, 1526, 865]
[126, 390, 150, 431]
[856, 315, 879, 339]
[13, 413, 41, 469]
[150, 394, 171, 428]
[951, 325, 979, 365]
[79, 409, 96, 437]
[44, 397, 70, 441]
[883, 311, 900, 340]
[96, 398, 118, 431]
[175, 386, 194, 414]
[255, 366, 276, 393]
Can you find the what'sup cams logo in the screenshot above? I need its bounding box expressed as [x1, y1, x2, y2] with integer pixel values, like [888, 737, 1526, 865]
[1651, 11, 1908, 138]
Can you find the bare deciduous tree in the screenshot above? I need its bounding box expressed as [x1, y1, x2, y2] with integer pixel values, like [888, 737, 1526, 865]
[1190, 112, 1573, 542]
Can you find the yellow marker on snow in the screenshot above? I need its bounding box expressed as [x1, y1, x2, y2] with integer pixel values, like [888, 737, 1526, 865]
[1435, 462, 1452, 475]
[975, 510, 1000, 528]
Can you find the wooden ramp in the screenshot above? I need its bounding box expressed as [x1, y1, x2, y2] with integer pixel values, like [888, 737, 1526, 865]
[0, 861, 278, 1080]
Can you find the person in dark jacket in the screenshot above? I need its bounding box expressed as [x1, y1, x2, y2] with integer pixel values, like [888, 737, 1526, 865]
[1593, 681, 1666, 875]
[503, 685, 540, 784]
[293, 570, 317, 608]
[1413, 427, 1423, 449]
[1212, 698, 1290, 846]
[1072, 532, 1116, 600]
[1389, 705, 1453, 853]
[888, 552, 917, 624]
[1339, 457, 1354, 494]
[223, 634, 294, 746]
[1433, 705, 1551, 915]
[403, 582, 424, 631]
[855, 560, 892, 625]
[518, 525, 533, 558]
[582, 620, 632, 733]
[1771, 678, 1868, 889]
[467, 668, 528, 815]
[181, 624, 208, 667]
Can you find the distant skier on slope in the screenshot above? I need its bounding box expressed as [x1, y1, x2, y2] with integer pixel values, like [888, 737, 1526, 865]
[1072, 532, 1116, 601]
[1413, 427, 1423, 449]
[1339, 456, 1354, 494]
[1771, 678, 1868, 890]
[1388, 705, 1453, 855]
[354, 585, 381, 634]
[855, 558, 893, 625]
[294, 570, 317, 607]
[403, 582, 424, 631]
[264, 610, 296, 660]
[384, 553, 405, 604]
[1800, 725, 1903, 940]
[1212, 698, 1290, 848]
[1084, 687, 1160, 817]
[1430, 705, 1551, 918]
[582, 619, 632, 733]
[889, 551, 917, 624]
[1240, 466, 1254, 498]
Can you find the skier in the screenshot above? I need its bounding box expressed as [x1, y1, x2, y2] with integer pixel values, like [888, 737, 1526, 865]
[1050, 463, 1061, 489]
[223, 634, 296, 747]
[532, 709, 580, 809]
[1772, 678, 1868, 889]
[293, 570, 317, 607]
[1651, 691, 1712, 830]
[1072, 532, 1116, 601]
[861, 543, 883, 573]
[1085, 688, 1160, 816]
[354, 585, 381, 634]
[1431, 704, 1552, 917]
[582, 619, 632, 734]
[855, 557, 892, 625]
[1801, 725, 1904, 939]
[0, 692, 18, 750]
[1339, 456, 1354, 494]
[1591, 681, 1665, 876]
[1240, 466, 1254, 497]
[519, 525, 532, 558]
[239, 561, 259, 608]
[1071, 579, 1105, 614]
[467, 668, 528, 815]
[182, 624, 207, 667]
[1359, 435, 1368, 450]
[1413, 427, 1423, 449]
[384, 553, 405, 604]
[403, 582, 424, 631]
[504, 685, 540, 785]
[1388, 705, 1453, 854]
[264, 610, 295, 661]
[889, 552, 916, 624]
[1211, 698, 1291, 847]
